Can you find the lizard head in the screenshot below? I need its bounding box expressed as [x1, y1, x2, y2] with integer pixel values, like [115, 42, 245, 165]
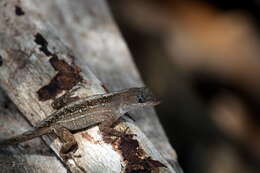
[121, 87, 160, 112]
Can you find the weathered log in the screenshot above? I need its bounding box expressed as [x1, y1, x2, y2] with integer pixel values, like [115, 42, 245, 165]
[0, 0, 182, 172]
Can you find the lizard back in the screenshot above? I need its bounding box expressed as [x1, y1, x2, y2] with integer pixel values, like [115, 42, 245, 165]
[36, 93, 120, 131]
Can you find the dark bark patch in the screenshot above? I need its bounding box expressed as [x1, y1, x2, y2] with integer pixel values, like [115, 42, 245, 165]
[119, 134, 166, 173]
[35, 34, 83, 101]
[15, 6, 25, 16]
[106, 132, 166, 173]
[37, 56, 83, 101]
[34, 33, 52, 56]
[0, 54, 3, 66]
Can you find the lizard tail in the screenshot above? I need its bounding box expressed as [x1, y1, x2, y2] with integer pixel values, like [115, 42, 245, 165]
[0, 127, 51, 146]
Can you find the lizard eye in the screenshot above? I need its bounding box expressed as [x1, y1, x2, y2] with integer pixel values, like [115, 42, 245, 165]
[137, 95, 145, 103]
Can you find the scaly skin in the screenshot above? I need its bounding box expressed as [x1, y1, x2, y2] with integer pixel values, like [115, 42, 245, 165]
[0, 87, 159, 158]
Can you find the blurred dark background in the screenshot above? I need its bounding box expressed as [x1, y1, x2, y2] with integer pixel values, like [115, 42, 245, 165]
[108, 0, 260, 173]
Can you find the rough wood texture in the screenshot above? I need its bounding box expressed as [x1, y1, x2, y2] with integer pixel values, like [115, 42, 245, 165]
[0, 89, 67, 173]
[0, 0, 182, 172]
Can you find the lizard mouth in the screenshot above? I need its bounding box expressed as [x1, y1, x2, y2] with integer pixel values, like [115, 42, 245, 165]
[153, 100, 161, 106]
[154, 100, 161, 105]
[147, 98, 161, 106]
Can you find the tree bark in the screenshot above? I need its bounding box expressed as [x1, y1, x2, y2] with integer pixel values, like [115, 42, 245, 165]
[0, 0, 182, 172]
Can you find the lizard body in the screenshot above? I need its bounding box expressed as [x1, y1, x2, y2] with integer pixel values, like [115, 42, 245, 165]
[0, 87, 159, 157]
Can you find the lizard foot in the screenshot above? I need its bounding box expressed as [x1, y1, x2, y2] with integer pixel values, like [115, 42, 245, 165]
[60, 142, 81, 160]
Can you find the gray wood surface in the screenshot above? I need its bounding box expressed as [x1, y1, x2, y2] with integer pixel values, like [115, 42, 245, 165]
[0, 0, 182, 172]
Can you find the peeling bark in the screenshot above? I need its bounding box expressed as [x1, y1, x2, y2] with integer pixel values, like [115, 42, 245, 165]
[0, 0, 182, 172]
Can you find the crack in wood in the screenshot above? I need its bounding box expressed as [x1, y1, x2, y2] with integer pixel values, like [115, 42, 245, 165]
[0, 54, 2, 66]
[15, 5, 25, 16]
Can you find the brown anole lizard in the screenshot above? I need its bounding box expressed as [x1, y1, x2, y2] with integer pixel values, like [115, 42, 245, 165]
[0, 87, 159, 158]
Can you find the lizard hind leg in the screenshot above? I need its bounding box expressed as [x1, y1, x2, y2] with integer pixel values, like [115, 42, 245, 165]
[51, 126, 80, 160]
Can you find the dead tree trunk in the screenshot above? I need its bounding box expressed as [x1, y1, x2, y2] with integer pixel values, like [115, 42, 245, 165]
[0, 0, 182, 172]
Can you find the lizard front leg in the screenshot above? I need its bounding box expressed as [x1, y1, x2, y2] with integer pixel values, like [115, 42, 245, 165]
[99, 115, 135, 144]
[99, 116, 122, 137]
[51, 87, 81, 110]
[51, 126, 79, 159]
